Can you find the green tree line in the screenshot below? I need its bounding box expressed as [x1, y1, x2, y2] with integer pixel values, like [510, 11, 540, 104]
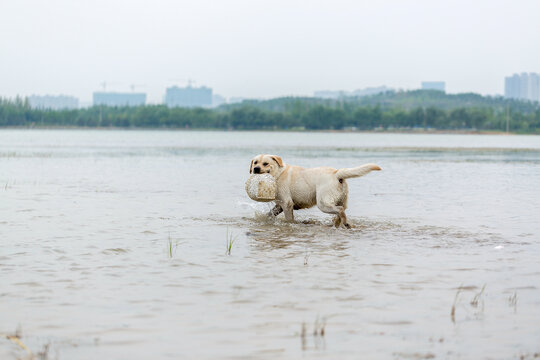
[1, 92, 539, 132]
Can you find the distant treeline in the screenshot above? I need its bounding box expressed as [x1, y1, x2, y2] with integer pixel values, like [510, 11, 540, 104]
[1, 91, 540, 133]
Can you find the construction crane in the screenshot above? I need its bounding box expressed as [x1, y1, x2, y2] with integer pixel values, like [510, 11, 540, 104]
[99, 81, 122, 92]
[130, 84, 147, 92]
[169, 78, 197, 87]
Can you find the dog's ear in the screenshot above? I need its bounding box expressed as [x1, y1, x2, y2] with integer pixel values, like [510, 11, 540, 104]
[249, 160, 254, 174]
[271, 155, 283, 167]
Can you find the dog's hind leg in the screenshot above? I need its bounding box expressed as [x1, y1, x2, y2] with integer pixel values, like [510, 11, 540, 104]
[268, 204, 283, 217]
[317, 186, 350, 228]
[317, 200, 350, 228]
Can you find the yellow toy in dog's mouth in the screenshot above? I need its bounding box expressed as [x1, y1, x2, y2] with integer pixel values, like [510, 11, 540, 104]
[245, 174, 277, 202]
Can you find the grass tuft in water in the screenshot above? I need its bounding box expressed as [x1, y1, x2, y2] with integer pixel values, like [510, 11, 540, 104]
[299, 315, 326, 351]
[304, 252, 310, 266]
[226, 228, 237, 256]
[1, 325, 33, 357]
[300, 322, 307, 350]
[314, 315, 326, 336]
[450, 285, 462, 324]
[167, 232, 179, 258]
[470, 284, 486, 308]
[37, 342, 51, 360]
[509, 291, 518, 313]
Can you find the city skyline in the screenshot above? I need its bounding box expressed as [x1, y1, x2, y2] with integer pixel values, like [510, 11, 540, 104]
[1, 0, 539, 103]
[505, 73, 540, 102]
[7, 73, 540, 106]
[22, 74, 540, 110]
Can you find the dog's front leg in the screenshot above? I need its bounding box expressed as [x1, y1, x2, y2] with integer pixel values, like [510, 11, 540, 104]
[283, 202, 295, 222]
[268, 204, 283, 217]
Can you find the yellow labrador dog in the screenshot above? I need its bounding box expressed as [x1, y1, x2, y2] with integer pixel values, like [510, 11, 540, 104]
[250, 154, 381, 228]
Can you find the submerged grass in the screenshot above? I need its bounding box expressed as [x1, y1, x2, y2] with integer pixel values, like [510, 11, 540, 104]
[226, 228, 237, 256]
[300, 315, 327, 351]
[167, 232, 179, 258]
[470, 284, 486, 309]
[509, 291, 518, 313]
[1, 325, 33, 358]
[452, 283, 492, 323]
[304, 251, 310, 266]
[313, 315, 326, 336]
[451, 285, 462, 324]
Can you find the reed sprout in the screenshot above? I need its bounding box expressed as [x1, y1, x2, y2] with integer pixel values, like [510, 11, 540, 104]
[226, 228, 237, 256]
[167, 232, 179, 258]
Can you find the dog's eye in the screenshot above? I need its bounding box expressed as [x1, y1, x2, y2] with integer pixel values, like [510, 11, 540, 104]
[263, 162, 268, 166]
[254, 161, 258, 164]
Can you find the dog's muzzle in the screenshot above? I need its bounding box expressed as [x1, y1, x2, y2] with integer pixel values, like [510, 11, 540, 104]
[253, 167, 261, 174]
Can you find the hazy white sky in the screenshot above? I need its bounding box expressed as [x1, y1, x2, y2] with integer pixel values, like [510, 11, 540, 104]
[1, 0, 539, 103]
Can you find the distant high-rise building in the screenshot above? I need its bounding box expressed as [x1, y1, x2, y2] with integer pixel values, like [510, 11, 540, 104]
[93, 92, 146, 106]
[28, 95, 78, 110]
[519, 73, 529, 100]
[529, 73, 540, 102]
[504, 74, 521, 100]
[164, 85, 212, 108]
[504, 72, 540, 102]
[421, 82, 446, 92]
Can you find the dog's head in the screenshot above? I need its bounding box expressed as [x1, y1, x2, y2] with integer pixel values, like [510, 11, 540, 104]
[249, 154, 284, 177]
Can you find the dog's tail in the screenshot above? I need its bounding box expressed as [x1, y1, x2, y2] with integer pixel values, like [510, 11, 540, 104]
[335, 163, 381, 180]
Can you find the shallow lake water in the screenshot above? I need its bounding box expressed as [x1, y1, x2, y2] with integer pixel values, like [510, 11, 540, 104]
[1, 130, 540, 359]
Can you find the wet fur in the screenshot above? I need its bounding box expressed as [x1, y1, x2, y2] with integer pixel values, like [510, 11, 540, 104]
[250, 154, 381, 228]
